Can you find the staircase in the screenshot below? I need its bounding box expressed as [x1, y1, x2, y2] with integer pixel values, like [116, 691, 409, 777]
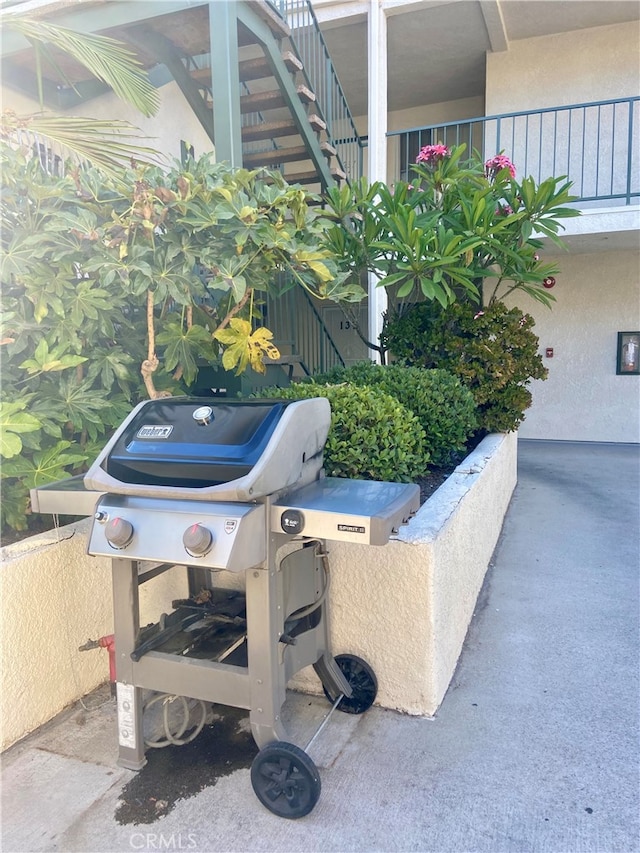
[3, 0, 357, 380]
[128, 1, 358, 377]
[124, 0, 356, 195]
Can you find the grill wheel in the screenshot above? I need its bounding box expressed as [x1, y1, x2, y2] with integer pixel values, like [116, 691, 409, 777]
[251, 741, 321, 819]
[322, 654, 378, 715]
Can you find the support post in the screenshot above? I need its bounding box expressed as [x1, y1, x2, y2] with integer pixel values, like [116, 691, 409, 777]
[112, 558, 146, 770]
[209, 0, 242, 166]
[367, 0, 388, 360]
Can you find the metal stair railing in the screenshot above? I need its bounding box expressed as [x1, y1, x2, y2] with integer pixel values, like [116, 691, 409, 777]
[270, 0, 363, 184]
[265, 283, 345, 377]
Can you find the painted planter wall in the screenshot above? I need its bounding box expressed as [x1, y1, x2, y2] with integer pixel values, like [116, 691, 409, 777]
[0, 523, 187, 752]
[0, 432, 516, 750]
[291, 431, 518, 714]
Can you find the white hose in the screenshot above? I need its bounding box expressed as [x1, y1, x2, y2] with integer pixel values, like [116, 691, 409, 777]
[143, 693, 207, 748]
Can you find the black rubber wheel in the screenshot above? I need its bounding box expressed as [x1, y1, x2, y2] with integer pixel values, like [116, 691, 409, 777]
[250, 742, 321, 819]
[322, 654, 378, 714]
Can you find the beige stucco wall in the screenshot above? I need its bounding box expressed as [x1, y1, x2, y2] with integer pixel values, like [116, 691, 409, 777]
[71, 81, 214, 165]
[0, 521, 187, 751]
[506, 249, 640, 443]
[0, 434, 516, 748]
[486, 22, 640, 114]
[292, 432, 518, 714]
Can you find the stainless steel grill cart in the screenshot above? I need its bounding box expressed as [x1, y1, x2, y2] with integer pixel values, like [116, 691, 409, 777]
[32, 396, 419, 819]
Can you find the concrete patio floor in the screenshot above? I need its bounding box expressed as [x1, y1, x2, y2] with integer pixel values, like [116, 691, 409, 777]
[1, 439, 638, 853]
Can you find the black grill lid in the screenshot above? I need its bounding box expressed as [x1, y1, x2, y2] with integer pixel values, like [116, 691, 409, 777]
[105, 399, 286, 487]
[84, 396, 331, 502]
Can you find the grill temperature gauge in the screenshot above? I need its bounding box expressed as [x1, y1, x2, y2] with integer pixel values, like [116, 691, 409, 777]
[183, 523, 214, 557]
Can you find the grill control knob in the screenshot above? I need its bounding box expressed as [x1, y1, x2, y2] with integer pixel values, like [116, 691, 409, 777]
[105, 517, 134, 549]
[183, 523, 214, 557]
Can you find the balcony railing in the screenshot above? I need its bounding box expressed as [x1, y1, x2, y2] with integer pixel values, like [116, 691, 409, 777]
[389, 97, 640, 207]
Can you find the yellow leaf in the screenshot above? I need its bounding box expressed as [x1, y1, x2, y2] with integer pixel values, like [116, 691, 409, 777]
[307, 260, 332, 282]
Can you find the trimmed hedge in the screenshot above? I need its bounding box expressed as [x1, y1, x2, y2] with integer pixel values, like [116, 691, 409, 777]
[259, 382, 428, 482]
[384, 301, 547, 433]
[312, 362, 477, 465]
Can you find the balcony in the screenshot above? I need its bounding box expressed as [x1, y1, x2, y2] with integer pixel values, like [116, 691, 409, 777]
[390, 97, 640, 209]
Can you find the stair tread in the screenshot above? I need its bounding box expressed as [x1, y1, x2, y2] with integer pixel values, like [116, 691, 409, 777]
[243, 145, 317, 166]
[248, 0, 291, 38]
[241, 114, 326, 142]
[275, 167, 346, 185]
[238, 51, 302, 82]
[244, 140, 335, 166]
[238, 85, 315, 114]
[191, 51, 303, 86]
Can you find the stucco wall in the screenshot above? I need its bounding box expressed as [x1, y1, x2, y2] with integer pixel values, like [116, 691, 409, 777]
[292, 432, 518, 714]
[506, 250, 640, 443]
[486, 22, 640, 114]
[1, 434, 516, 748]
[0, 521, 187, 751]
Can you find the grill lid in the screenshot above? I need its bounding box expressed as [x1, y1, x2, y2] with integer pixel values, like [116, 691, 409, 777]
[84, 396, 331, 502]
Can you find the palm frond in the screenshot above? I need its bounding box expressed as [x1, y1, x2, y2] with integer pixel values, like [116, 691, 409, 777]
[4, 17, 160, 117]
[2, 111, 165, 178]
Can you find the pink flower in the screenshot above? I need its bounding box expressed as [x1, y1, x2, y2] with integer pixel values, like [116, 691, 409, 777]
[533, 253, 540, 261]
[474, 311, 485, 320]
[416, 144, 450, 165]
[496, 203, 513, 216]
[485, 154, 516, 179]
[543, 276, 556, 289]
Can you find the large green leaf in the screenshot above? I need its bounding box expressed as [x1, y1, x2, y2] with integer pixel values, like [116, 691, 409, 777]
[0, 401, 41, 459]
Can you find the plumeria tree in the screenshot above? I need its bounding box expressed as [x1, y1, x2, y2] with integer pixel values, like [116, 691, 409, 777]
[322, 143, 579, 361]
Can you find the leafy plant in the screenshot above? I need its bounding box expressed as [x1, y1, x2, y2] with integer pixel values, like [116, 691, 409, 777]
[1, 9, 161, 174]
[259, 382, 428, 482]
[322, 145, 579, 360]
[311, 362, 477, 465]
[0, 146, 364, 537]
[384, 300, 547, 433]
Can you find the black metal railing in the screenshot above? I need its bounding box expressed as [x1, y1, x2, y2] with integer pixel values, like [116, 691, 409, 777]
[273, 0, 364, 183]
[389, 97, 640, 206]
[265, 283, 345, 376]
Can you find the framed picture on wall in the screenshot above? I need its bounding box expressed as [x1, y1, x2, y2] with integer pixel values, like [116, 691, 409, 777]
[617, 332, 640, 375]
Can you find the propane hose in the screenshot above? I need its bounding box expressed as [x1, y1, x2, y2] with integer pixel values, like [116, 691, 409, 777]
[143, 693, 207, 748]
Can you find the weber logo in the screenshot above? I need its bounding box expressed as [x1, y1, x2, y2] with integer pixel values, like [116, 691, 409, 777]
[224, 519, 238, 534]
[338, 524, 365, 534]
[281, 509, 304, 535]
[136, 425, 173, 439]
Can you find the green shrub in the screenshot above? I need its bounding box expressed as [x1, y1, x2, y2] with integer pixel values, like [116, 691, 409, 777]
[384, 301, 548, 433]
[312, 362, 477, 465]
[259, 382, 428, 482]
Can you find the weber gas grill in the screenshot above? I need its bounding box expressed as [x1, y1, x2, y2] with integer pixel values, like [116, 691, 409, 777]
[32, 396, 419, 819]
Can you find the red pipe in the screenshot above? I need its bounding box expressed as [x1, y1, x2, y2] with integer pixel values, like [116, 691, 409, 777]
[97, 634, 116, 684]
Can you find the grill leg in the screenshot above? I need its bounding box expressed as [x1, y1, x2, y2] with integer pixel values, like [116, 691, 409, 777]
[112, 557, 146, 770]
[245, 557, 288, 750]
